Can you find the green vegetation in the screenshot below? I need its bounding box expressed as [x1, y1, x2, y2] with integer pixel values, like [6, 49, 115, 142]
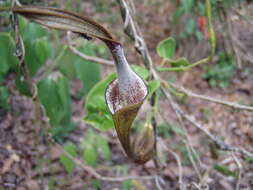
[202, 52, 236, 88]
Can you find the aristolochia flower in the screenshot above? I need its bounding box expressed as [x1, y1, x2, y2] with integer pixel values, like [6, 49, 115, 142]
[105, 45, 154, 164]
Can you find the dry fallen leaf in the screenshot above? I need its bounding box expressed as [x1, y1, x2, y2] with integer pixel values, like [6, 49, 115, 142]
[1, 154, 20, 174]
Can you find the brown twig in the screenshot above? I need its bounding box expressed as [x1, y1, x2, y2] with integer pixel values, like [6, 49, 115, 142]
[158, 138, 184, 190]
[169, 83, 253, 112]
[232, 152, 242, 190]
[55, 144, 155, 182]
[66, 31, 114, 66]
[162, 88, 253, 158]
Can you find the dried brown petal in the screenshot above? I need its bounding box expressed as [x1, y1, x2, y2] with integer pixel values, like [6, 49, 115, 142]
[12, 6, 120, 45]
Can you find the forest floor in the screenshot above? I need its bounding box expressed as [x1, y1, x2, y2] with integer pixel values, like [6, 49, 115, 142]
[1, 0, 253, 189]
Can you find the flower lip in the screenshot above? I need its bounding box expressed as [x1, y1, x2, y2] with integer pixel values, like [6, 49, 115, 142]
[105, 77, 148, 114]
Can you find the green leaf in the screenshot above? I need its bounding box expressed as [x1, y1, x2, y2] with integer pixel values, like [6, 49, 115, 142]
[197, 1, 205, 16]
[38, 72, 71, 125]
[157, 37, 176, 59]
[0, 32, 19, 75]
[15, 72, 32, 97]
[213, 164, 236, 177]
[131, 65, 149, 80]
[19, 18, 49, 76]
[95, 135, 110, 161]
[182, 0, 195, 12]
[34, 37, 51, 65]
[170, 58, 190, 68]
[122, 180, 132, 190]
[38, 72, 73, 141]
[59, 143, 77, 173]
[24, 38, 51, 76]
[84, 73, 115, 131]
[73, 43, 101, 96]
[0, 86, 9, 110]
[148, 80, 160, 97]
[173, 7, 185, 21]
[83, 144, 97, 167]
[195, 30, 203, 41]
[185, 18, 196, 35]
[20, 19, 48, 41]
[56, 46, 77, 79]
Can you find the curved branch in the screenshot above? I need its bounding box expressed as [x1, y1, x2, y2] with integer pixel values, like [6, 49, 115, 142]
[66, 31, 114, 66]
[169, 83, 253, 111]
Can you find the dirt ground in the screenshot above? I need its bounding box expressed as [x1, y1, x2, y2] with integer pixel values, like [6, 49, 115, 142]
[1, 0, 253, 189]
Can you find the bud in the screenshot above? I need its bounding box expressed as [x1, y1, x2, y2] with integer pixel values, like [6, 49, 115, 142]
[132, 122, 155, 164]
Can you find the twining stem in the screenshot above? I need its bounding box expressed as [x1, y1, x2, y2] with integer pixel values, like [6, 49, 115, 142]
[157, 57, 210, 72]
[206, 0, 215, 57]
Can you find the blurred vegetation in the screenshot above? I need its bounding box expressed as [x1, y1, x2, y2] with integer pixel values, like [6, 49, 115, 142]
[202, 52, 236, 88]
[173, 0, 252, 40]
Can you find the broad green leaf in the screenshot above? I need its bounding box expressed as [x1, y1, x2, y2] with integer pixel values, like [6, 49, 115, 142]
[182, 0, 195, 12]
[173, 7, 185, 21]
[20, 19, 48, 41]
[56, 46, 77, 79]
[147, 80, 160, 97]
[34, 37, 51, 65]
[38, 72, 71, 125]
[0, 33, 18, 75]
[19, 17, 49, 76]
[59, 143, 77, 173]
[19, 16, 27, 33]
[0, 86, 9, 110]
[131, 65, 149, 80]
[57, 42, 102, 93]
[95, 135, 110, 161]
[73, 43, 101, 96]
[38, 72, 73, 141]
[157, 37, 176, 59]
[185, 18, 195, 35]
[197, 1, 205, 16]
[84, 73, 115, 131]
[83, 145, 97, 167]
[24, 38, 51, 76]
[170, 58, 190, 68]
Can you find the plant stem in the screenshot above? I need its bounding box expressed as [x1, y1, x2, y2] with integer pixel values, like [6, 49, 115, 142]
[157, 57, 210, 72]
